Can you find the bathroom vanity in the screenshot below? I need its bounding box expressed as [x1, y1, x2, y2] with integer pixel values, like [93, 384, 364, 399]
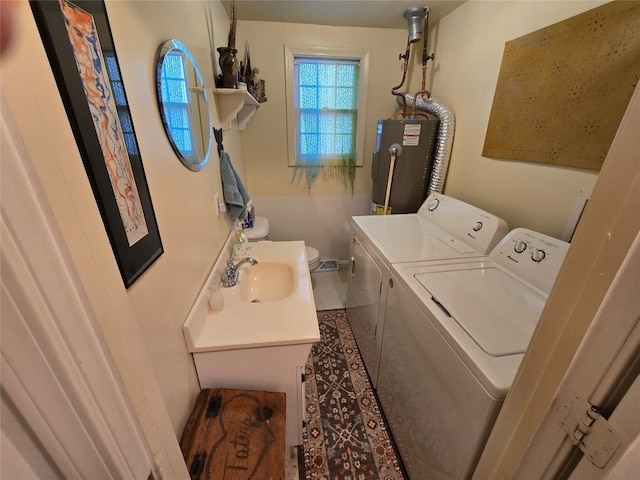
[183, 240, 320, 447]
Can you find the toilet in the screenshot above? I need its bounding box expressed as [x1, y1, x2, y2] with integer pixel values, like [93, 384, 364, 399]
[243, 216, 321, 272]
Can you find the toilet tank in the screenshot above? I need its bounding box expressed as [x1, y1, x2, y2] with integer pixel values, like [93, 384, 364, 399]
[244, 216, 270, 241]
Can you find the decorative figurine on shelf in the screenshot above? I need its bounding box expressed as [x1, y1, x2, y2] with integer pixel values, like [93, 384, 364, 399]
[247, 67, 258, 97]
[255, 78, 267, 103]
[244, 64, 266, 103]
[217, 0, 238, 88]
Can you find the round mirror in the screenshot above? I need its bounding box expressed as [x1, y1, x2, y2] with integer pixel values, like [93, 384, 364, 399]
[156, 39, 212, 172]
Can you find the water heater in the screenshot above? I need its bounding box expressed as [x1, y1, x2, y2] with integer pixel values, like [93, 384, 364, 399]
[371, 115, 439, 214]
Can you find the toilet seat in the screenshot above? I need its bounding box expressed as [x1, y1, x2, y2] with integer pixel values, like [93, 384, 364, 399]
[306, 246, 321, 271]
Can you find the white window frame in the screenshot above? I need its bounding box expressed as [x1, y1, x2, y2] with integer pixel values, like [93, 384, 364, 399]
[284, 45, 370, 167]
[160, 52, 197, 161]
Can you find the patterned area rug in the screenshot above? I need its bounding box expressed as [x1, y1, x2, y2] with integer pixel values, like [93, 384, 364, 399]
[303, 309, 406, 480]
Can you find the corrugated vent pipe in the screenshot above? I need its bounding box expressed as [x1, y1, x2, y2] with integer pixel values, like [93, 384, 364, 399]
[399, 93, 455, 195]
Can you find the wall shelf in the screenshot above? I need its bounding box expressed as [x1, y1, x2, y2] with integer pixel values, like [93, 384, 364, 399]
[212, 88, 260, 131]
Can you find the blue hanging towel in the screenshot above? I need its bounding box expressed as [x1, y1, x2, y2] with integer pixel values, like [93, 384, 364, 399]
[220, 151, 251, 221]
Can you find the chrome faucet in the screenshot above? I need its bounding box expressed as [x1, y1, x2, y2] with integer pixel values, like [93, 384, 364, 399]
[221, 255, 258, 287]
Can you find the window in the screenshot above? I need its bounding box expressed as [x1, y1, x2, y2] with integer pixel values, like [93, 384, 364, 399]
[295, 58, 358, 163]
[158, 52, 196, 161]
[285, 46, 369, 167]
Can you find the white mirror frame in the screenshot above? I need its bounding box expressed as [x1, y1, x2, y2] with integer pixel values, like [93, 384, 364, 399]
[156, 39, 213, 172]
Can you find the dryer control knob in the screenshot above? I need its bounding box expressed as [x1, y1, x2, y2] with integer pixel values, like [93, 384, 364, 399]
[473, 221, 483, 232]
[531, 249, 546, 262]
[427, 198, 440, 211]
[514, 240, 528, 254]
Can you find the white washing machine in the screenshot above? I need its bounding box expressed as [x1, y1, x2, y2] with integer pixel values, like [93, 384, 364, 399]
[377, 228, 569, 480]
[346, 193, 509, 386]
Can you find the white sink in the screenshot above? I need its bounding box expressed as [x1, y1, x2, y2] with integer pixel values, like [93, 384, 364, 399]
[183, 240, 320, 352]
[239, 261, 295, 303]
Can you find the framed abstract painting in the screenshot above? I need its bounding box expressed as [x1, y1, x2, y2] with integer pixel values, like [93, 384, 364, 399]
[31, 0, 163, 288]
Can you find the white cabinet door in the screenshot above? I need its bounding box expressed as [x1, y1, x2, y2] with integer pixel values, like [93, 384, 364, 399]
[346, 233, 388, 386]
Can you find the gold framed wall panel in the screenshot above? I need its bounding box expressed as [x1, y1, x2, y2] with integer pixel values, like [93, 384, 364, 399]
[483, 1, 640, 171]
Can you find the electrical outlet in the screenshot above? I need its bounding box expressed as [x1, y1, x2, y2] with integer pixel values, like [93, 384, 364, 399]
[214, 193, 227, 215]
[214, 193, 220, 217]
[561, 187, 592, 242]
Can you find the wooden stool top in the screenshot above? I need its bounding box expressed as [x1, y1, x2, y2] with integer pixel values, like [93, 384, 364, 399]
[180, 388, 286, 480]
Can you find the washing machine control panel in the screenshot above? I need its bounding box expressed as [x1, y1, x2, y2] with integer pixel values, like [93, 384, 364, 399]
[531, 248, 547, 263]
[490, 228, 569, 293]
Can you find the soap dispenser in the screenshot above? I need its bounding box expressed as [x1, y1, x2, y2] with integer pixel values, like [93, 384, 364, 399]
[232, 221, 251, 257]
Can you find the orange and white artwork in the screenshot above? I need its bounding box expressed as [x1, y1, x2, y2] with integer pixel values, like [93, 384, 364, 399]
[59, 0, 148, 246]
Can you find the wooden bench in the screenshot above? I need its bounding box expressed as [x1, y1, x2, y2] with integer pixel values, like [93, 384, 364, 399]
[180, 388, 286, 480]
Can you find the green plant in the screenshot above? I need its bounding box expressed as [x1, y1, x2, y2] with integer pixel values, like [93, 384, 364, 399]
[291, 158, 356, 194]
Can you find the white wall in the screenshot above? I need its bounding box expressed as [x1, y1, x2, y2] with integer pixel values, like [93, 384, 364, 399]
[431, 0, 608, 237]
[236, 2, 612, 258]
[1, 0, 237, 439]
[236, 21, 413, 260]
[105, 0, 238, 434]
[253, 194, 371, 260]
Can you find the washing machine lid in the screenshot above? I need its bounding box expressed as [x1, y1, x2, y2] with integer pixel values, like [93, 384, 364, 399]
[415, 266, 546, 356]
[353, 214, 477, 263]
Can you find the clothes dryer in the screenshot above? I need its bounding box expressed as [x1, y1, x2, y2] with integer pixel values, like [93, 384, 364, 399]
[346, 193, 509, 386]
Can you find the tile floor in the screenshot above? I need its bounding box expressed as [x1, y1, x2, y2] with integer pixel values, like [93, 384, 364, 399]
[284, 266, 348, 479]
[310, 267, 348, 311]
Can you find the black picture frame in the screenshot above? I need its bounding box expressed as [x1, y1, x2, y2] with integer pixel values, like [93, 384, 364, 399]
[31, 0, 163, 288]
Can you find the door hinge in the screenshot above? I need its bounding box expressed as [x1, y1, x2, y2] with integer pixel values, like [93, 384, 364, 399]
[558, 394, 621, 468]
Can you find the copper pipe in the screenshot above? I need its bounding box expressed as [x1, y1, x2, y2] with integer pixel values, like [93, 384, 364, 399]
[412, 69, 431, 116]
[391, 37, 411, 117]
[412, 8, 433, 117]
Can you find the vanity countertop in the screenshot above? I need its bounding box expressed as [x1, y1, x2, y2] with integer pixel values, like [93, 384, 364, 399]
[183, 241, 320, 352]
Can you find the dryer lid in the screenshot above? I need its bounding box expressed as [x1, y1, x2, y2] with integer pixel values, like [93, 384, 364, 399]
[415, 266, 546, 356]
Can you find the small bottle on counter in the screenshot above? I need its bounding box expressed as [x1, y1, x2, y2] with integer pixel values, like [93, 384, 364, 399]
[232, 221, 251, 257]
